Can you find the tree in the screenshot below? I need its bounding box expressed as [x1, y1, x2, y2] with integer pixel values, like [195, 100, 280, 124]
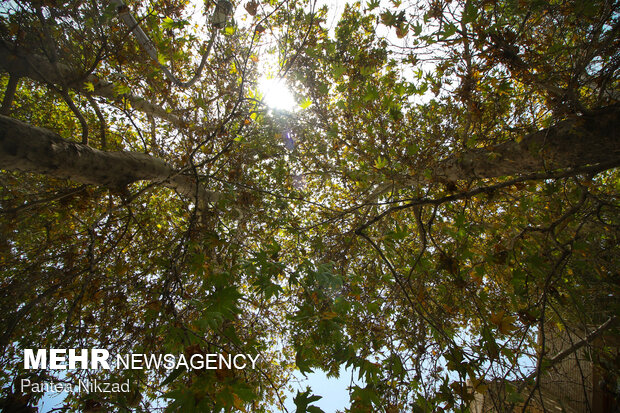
[1, 0, 618, 411]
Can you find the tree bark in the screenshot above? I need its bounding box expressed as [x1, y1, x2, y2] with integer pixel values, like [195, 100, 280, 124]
[0, 40, 184, 127]
[432, 106, 620, 183]
[0, 115, 218, 204]
[366, 106, 620, 202]
[0, 74, 19, 115]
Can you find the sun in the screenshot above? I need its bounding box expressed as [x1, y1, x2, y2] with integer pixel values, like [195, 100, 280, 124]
[259, 77, 297, 111]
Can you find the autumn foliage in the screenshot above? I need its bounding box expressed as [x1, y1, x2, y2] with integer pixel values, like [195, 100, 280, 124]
[1, 0, 619, 411]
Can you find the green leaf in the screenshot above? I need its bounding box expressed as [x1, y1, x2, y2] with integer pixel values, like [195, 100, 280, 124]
[333, 64, 346, 79]
[462, 1, 478, 24]
[363, 85, 379, 102]
[380, 10, 396, 26]
[162, 17, 175, 29]
[366, 0, 380, 11]
[294, 388, 324, 413]
[441, 23, 457, 38]
[113, 82, 131, 96]
[232, 383, 256, 402]
[413, 22, 422, 36]
[161, 367, 185, 387]
[295, 348, 315, 375]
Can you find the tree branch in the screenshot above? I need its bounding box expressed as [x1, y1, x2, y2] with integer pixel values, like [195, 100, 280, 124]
[0, 39, 184, 127]
[0, 115, 220, 208]
[0, 74, 19, 115]
[547, 316, 617, 370]
[59, 88, 89, 145]
[431, 105, 620, 183]
[86, 94, 107, 149]
[523, 315, 618, 386]
[356, 159, 620, 234]
[110, 0, 221, 88]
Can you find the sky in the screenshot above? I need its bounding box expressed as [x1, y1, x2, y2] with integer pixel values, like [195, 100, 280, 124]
[285, 366, 362, 412]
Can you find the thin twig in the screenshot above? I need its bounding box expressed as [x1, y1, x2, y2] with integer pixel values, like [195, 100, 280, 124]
[86, 94, 106, 149]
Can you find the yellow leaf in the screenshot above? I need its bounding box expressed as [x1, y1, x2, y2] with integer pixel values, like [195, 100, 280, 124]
[321, 311, 338, 320]
[491, 311, 517, 334]
[500, 316, 517, 334]
[233, 394, 246, 411]
[489, 310, 504, 326]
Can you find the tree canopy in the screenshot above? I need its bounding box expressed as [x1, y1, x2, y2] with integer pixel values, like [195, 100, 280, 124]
[1, 0, 619, 411]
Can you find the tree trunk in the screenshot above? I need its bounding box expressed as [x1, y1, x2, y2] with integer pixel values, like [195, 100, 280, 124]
[432, 106, 620, 183]
[0, 115, 218, 204]
[366, 106, 620, 201]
